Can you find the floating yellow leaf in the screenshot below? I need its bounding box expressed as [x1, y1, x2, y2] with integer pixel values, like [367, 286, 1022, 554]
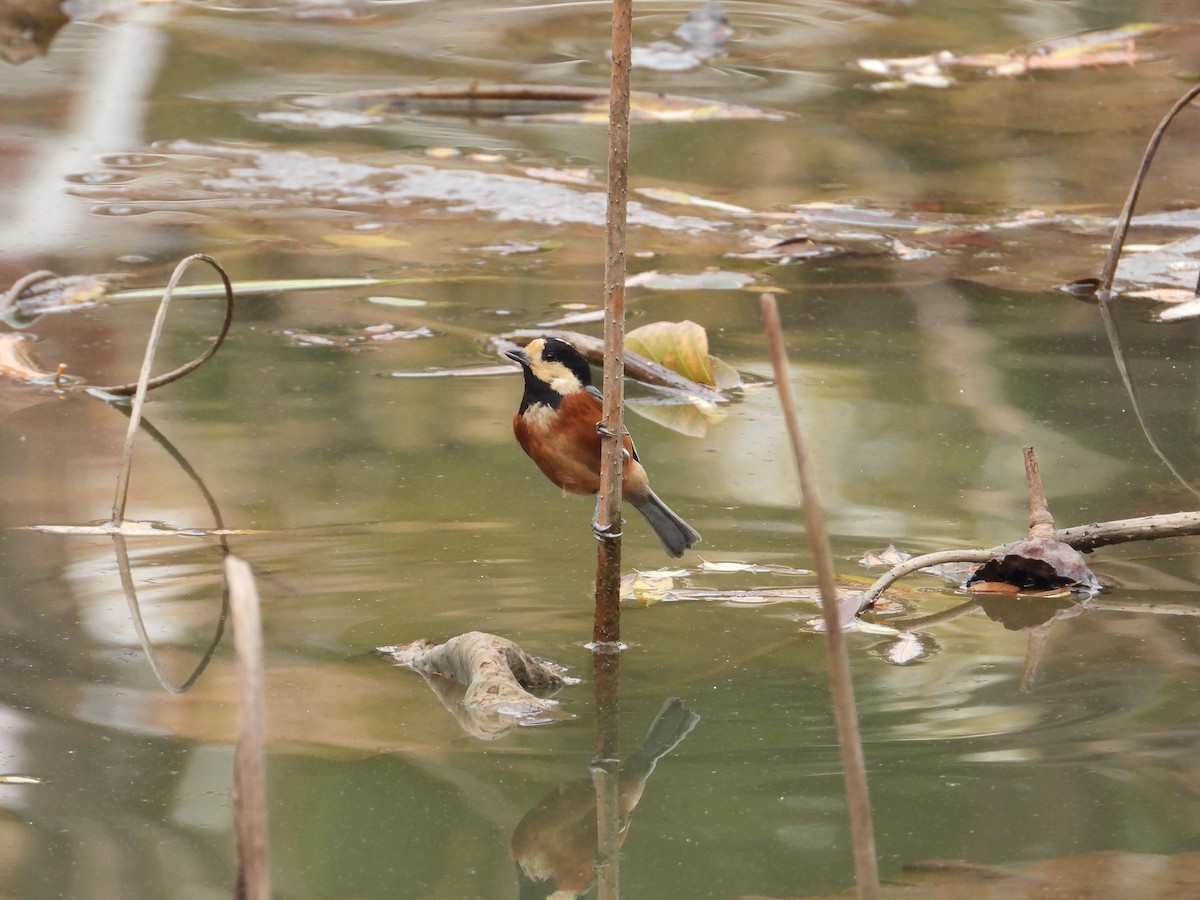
[627, 320, 715, 386]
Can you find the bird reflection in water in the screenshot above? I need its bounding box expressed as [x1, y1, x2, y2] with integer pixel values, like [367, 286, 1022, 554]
[509, 698, 700, 899]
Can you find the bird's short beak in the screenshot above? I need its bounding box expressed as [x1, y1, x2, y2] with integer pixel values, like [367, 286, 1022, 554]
[505, 347, 529, 366]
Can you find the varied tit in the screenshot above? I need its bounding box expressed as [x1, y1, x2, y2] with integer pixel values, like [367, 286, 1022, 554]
[509, 698, 700, 899]
[504, 337, 702, 558]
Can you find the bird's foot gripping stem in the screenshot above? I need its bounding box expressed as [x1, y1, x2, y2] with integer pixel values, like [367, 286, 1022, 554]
[592, 496, 623, 543]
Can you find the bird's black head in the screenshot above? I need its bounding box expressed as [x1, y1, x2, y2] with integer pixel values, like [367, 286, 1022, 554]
[507, 337, 593, 412]
[537, 338, 593, 389]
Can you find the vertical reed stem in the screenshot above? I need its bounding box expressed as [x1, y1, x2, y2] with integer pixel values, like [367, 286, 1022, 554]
[225, 555, 271, 900]
[760, 295, 880, 899]
[593, 0, 633, 645]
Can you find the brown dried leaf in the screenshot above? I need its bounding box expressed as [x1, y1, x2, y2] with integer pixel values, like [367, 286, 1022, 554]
[965, 538, 1100, 594]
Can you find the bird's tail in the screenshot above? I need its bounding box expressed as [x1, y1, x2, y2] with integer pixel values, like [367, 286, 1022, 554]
[629, 488, 701, 558]
[622, 698, 700, 782]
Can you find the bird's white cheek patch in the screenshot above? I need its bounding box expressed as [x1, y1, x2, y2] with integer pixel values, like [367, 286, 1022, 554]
[549, 374, 581, 394]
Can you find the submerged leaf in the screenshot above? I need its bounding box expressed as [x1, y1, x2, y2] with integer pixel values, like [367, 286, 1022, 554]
[629, 397, 727, 438]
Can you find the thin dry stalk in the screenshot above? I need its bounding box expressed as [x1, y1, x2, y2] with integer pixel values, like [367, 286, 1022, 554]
[225, 554, 271, 900]
[1092, 85, 1200, 501]
[593, 0, 634, 648]
[95, 256, 235, 396]
[109, 254, 235, 525]
[1097, 83, 1200, 293]
[760, 295, 879, 899]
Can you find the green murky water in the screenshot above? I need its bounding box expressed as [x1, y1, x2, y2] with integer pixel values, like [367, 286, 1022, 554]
[2, 1, 1200, 897]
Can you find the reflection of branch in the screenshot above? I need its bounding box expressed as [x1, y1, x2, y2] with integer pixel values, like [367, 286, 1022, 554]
[111, 533, 227, 695]
[1019, 621, 1054, 692]
[105, 410, 229, 693]
[592, 649, 622, 899]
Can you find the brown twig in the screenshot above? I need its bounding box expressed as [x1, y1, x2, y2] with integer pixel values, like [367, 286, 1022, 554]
[1056, 511, 1200, 551]
[760, 294, 879, 900]
[1023, 446, 1055, 540]
[225, 554, 271, 900]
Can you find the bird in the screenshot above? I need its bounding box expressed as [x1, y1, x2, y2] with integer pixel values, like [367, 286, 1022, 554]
[505, 337, 701, 558]
[509, 698, 700, 899]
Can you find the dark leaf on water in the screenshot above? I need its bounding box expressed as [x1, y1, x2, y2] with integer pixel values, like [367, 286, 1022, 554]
[964, 537, 1100, 596]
